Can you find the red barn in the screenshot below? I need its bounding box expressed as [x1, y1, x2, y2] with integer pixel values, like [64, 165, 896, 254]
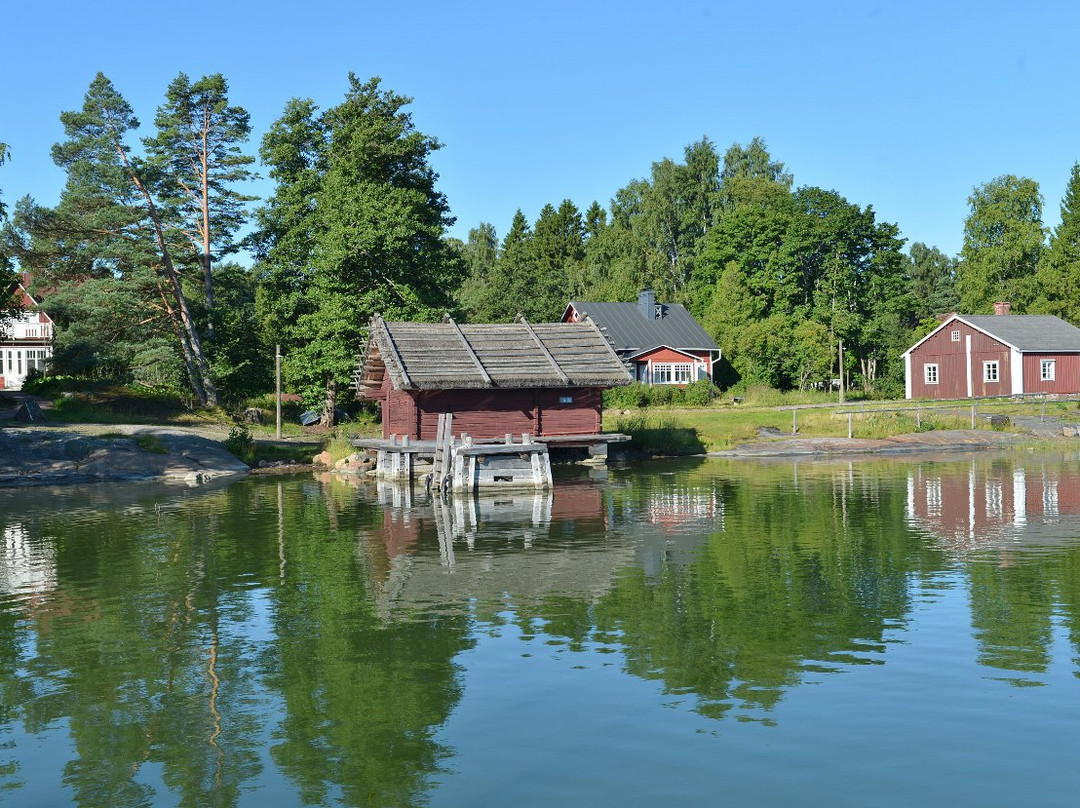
[355, 316, 632, 441]
[903, 305, 1080, 399]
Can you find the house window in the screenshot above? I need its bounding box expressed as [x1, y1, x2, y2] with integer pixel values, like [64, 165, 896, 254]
[1041, 359, 1056, 381]
[983, 361, 999, 383]
[950, 330, 960, 342]
[652, 363, 694, 384]
[924, 363, 939, 385]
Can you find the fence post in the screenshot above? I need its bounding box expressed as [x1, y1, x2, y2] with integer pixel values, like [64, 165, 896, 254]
[916, 403, 921, 428]
[1042, 397, 1046, 422]
[971, 403, 976, 429]
[793, 408, 797, 435]
[848, 412, 853, 439]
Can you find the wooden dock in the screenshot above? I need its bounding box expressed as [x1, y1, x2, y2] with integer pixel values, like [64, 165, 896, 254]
[352, 415, 628, 490]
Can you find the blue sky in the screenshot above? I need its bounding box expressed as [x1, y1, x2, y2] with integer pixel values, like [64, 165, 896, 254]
[2, 0, 1078, 260]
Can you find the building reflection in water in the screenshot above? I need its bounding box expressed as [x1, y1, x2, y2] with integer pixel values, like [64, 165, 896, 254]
[0, 522, 57, 598]
[366, 482, 632, 619]
[906, 458, 1080, 552]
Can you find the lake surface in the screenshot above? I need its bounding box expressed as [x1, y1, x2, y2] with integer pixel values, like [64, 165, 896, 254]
[3, 453, 1080, 806]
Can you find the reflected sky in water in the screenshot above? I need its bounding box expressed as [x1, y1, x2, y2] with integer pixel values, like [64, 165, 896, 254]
[2, 454, 1080, 806]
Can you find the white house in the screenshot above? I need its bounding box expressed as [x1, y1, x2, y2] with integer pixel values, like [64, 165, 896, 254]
[1, 282, 53, 390]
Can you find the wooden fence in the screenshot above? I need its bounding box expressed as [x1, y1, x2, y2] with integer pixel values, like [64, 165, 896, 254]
[782, 394, 1080, 439]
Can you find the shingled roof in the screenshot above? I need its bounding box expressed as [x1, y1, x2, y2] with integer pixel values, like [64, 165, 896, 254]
[956, 315, 1080, 352]
[355, 316, 632, 395]
[903, 314, 1080, 356]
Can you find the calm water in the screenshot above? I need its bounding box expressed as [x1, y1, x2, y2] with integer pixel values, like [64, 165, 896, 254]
[3, 453, 1080, 806]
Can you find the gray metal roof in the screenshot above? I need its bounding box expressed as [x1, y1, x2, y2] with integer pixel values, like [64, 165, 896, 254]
[566, 300, 719, 355]
[356, 316, 632, 394]
[958, 315, 1080, 352]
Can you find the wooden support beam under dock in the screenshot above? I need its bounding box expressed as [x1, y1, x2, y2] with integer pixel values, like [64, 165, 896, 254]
[351, 430, 628, 489]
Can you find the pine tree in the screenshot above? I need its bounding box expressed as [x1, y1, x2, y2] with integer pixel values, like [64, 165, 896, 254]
[255, 75, 462, 423]
[145, 72, 256, 347]
[1034, 163, 1080, 323]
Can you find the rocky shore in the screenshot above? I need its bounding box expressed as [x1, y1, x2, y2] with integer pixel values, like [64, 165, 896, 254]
[0, 425, 250, 487]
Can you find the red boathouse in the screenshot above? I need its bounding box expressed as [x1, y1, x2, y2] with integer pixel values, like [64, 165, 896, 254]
[355, 315, 632, 441]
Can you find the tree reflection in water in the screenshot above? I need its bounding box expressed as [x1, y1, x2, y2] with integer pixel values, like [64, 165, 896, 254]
[3, 455, 1080, 804]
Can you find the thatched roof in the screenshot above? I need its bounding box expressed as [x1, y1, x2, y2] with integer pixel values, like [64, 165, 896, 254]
[355, 315, 632, 395]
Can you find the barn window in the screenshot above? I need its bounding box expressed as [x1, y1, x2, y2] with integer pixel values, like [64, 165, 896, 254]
[924, 364, 939, 385]
[1041, 359, 1056, 381]
[983, 361, 999, 383]
[950, 330, 960, 342]
[558, 395, 573, 404]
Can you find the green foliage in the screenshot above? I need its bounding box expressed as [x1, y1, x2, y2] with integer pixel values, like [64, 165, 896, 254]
[1032, 162, 1080, 324]
[603, 380, 717, 409]
[224, 425, 255, 463]
[907, 242, 959, 320]
[647, 384, 684, 406]
[6, 72, 239, 406]
[50, 385, 195, 423]
[683, 379, 719, 406]
[958, 174, 1046, 313]
[612, 413, 705, 455]
[603, 382, 652, 409]
[254, 75, 462, 420]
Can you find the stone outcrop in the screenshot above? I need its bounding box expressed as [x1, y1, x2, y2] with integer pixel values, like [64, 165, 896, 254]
[0, 426, 250, 487]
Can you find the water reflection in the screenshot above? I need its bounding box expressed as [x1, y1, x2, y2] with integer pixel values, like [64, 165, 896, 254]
[2, 458, 1080, 805]
[904, 454, 1080, 678]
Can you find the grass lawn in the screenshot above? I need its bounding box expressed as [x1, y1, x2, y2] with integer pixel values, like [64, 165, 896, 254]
[604, 397, 1080, 454]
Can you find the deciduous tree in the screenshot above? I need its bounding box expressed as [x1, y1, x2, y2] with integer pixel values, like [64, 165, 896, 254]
[958, 174, 1045, 313]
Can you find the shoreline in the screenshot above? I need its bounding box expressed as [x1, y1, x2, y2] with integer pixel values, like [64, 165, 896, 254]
[1, 421, 1075, 488]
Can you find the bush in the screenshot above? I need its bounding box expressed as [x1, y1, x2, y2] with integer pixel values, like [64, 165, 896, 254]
[225, 426, 255, 464]
[648, 385, 684, 406]
[603, 382, 652, 409]
[683, 379, 719, 406]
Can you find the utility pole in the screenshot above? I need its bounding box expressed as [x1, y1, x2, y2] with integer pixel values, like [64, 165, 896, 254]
[275, 344, 282, 440]
[838, 339, 845, 404]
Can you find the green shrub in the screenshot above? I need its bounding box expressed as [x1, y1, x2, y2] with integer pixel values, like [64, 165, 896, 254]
[603, 382, 651, 409]
[225, 426, 255, 464]
[683, 379, 718, 406]
[648, 385, 685, 405]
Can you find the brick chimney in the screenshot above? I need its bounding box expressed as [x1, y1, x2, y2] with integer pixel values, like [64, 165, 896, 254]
[993, 301, 1012, 316]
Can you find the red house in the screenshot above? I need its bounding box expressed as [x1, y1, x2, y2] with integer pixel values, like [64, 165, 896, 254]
[562, 291, 720, 385]
[355, 315, 632, 441]
[903, 304, 1080, 399]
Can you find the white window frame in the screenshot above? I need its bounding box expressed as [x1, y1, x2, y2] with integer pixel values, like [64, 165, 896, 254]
[651, 362, 694, 385]
[950, 330, 961, 342]
[1041, 359, 1056, 381]
[924, 363, 939, 385]
[983, 361, 999, 383]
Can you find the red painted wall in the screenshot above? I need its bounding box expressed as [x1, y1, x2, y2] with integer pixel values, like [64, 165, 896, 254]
[374, 384, 603, 440]
[633, 346, 713, 385]
[1021, 353, 1080, 394]
[909, 319, 1011, 399]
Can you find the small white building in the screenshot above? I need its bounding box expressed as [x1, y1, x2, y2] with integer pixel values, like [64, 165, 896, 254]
[1, 282, 53, 390]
